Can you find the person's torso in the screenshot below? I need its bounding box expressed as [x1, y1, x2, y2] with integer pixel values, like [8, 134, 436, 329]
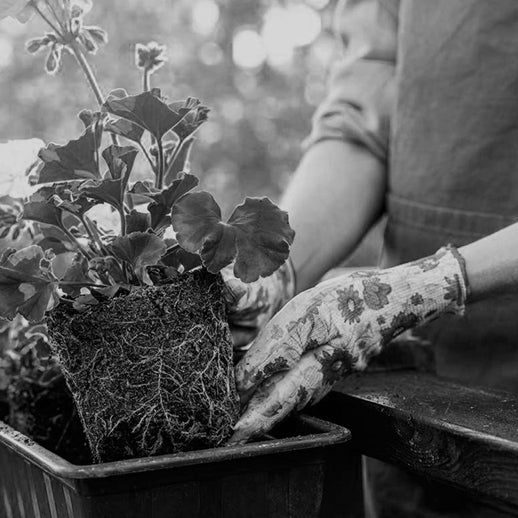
[383, 0, 518, 394]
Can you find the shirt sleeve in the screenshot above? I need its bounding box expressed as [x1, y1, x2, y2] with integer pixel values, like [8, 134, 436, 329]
[304, 0, 399, 162]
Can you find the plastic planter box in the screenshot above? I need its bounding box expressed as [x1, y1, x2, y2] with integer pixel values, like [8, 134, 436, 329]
[0, 415, 353, 518]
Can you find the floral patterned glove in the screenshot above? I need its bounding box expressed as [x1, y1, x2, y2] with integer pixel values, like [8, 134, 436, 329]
[230, 246, 469, 443]
[222, 260, 296, 350]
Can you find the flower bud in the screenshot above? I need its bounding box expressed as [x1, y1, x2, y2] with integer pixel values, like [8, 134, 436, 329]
[85, 26, 108, 45]
[25, 37, 45, 54]
[135, 41, 167, 74]
[45, 45, 62, 76]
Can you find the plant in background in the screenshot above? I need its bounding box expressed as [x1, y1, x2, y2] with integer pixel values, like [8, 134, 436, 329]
[0, 0, 295, 462]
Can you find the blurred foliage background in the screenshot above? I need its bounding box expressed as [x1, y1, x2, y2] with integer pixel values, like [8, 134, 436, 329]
[0, 0, 339, 214]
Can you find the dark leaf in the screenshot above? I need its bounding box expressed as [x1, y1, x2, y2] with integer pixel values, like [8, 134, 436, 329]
[80, 178, 123, 213]
[73, 294, 99, 311]
[126, 210, 151, 233]
[61, 253, 90, 297]
[78, 109, 104, 129]
[127, 180, 158, 205]
[128, 180, 158, 197]
[90, 285, 123, 300]
[228, 198, 295, 282]
[102, 145, 138, 185]
[111, 232, 166, 275]
[23, 201, 63, 229]
[105, 117, 144, 144]
[102, 88, 191, 140]
[88, 256, 125, 284]
[35, 235, 71, 255]
[169, 100, 210, 141]
[36, 127, 101, 184]
[50, 194, 99, 219]
[161, 246, 202, 272]
[148, 173, 198, 232]
[173, 195, 295, 282]
[0, 248, 16, 266]
[0, 246, 59, 322]
[147, 265, 179, 285]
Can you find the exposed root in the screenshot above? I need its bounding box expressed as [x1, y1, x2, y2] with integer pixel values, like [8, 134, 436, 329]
[47, 270, 239, 463]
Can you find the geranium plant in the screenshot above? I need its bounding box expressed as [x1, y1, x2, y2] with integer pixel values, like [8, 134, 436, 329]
[0, 0, 294, 462]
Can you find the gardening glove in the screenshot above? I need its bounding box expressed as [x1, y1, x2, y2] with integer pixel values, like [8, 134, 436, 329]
[230, 246, 469, 443]
[222, 260, 296, 350]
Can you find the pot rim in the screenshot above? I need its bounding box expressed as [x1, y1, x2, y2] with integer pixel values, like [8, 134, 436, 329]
[0, 415, 350, 480]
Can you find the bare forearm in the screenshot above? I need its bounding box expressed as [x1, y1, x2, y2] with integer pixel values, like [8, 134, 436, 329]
[281, 140, 386, 292]
[460, 222, 518, 302]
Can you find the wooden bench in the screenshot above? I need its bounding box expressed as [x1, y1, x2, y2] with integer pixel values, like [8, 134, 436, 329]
[315, 371, 518, 516]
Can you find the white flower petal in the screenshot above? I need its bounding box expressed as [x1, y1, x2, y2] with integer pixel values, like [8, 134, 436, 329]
[0, 138, 45, 198]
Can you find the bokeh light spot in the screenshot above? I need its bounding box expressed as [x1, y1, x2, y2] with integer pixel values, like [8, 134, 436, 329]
[232, 29, 266, 69]
[198, 41, 223, 66]
[192, 0, 220, 36]
[306, 0, 330, 10]
[0, 36, 14, 69]
[286, 4, 321, 47]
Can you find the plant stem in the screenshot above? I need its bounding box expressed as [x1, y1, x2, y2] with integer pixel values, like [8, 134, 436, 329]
[69, 41, 119, 147]
[32, 2, 64, 38]
[61, 226, 93, 260]
[69, 41, 105, 107]
[43, 0, 67, 34]
[59, 281, 108, 288]
[138, 141, 157, 175]
[143, 68, 151, 92]
[163, 137, 186, 182]
[81, 216, 104, 254]
[155, 139, 165, 189]
[118, 209, 127, 236]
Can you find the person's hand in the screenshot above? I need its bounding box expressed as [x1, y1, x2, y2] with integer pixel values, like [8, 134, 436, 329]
[222, 260, 296, 350]
[230, 246, 469, 442]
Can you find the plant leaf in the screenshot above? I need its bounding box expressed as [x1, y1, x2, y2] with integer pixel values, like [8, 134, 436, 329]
[0, 246, 59, 322]
[126, 210, 151, 233]
[148, 173, 198, 232]
[61, 253, 90, 297]
[102, 88, 190, 140]
[161, 246, 202, 272]
[127, 180, 159, 205]
[172, 191, 223, 252]
[128, 180, 158, 197]
[50, 194, 99, 219]
[23, 201, 63, 229]
[36, 126, 101, 184]
[102, 145, 138, 184]
[80, 178, 123, 213]
[111, 232, 166, 273]
[88, 256, 126, 285]
[105, 117, 144, 144]
[172, 195, 295, 282]
[227, 198, 295, 282]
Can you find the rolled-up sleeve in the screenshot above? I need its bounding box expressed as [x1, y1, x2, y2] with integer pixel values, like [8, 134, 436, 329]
[304, 0, 399, 162]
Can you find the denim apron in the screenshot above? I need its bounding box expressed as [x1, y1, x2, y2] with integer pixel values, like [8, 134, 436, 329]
[368, 1, 518, 516]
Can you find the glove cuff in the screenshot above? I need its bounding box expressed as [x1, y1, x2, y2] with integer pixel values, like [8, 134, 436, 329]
[387, 245, 469, 326]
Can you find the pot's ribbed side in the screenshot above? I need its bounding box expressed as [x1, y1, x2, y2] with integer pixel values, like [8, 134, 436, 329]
[47, 270, 239, 463]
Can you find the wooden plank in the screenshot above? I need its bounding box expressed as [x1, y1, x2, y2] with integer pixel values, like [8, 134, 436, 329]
[314, 371, 518, 514]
